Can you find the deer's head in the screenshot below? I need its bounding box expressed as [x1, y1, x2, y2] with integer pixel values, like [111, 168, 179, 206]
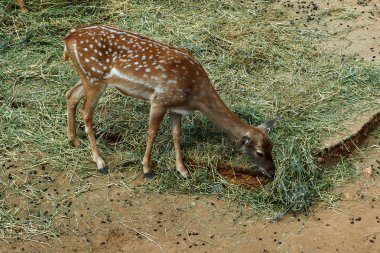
[240, 119, 277, 179]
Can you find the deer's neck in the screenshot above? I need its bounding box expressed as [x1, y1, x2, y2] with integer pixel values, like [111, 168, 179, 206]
[197, 86, 250, 141]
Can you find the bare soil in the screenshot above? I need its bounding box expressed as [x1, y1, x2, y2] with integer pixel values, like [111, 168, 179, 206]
[2, 155, 380, 253]
[217, 164, 269, 188]
[2, 0, 380, 252]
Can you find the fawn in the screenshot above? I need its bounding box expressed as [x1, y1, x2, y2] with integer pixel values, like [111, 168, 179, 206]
[63, 25, 277, 179]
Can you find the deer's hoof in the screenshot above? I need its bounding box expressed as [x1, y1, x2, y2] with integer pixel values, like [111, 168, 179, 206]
[99, 167, 109, 175]
[69, 138, 81, 147]
[144, 171, 154, 179]
[178, 169, 190, 179]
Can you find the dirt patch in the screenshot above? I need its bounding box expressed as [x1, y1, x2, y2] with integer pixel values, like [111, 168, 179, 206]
[273, 0, 380, 64]
[1, 162, 380, 253]
[217, 164, 269, 188]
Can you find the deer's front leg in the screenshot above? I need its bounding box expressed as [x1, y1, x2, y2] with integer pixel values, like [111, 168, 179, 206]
[169, 112, 189, 178]
[143, 104, 167, 179]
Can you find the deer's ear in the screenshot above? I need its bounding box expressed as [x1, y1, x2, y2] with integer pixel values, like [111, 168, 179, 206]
[240, 136, 252, 146]
[258, 119, 278, 133]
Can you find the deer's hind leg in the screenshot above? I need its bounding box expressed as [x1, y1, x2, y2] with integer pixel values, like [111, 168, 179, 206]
[65, 80, 84, 147]
[79, 81, 108, 174]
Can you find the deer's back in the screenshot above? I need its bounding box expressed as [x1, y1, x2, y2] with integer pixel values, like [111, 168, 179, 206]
[64, 25, 210, 107]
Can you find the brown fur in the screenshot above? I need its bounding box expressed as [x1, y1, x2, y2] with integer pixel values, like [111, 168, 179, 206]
[63, 25, 276, 178]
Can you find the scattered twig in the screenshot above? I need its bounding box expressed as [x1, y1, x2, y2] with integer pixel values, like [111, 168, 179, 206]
[118, 221, 165, 253]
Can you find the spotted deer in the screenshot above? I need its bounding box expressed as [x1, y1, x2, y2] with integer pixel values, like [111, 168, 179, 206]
[63, 25, 277, 179]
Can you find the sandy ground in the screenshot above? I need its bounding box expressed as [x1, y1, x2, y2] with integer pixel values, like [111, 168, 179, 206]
[273, 0, 380, 64]
[2, 154, 380, 253]
[2, 0, 380, 252]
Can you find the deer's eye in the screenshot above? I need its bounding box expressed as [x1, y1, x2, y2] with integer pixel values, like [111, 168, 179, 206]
[256, 151, 264, 157]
